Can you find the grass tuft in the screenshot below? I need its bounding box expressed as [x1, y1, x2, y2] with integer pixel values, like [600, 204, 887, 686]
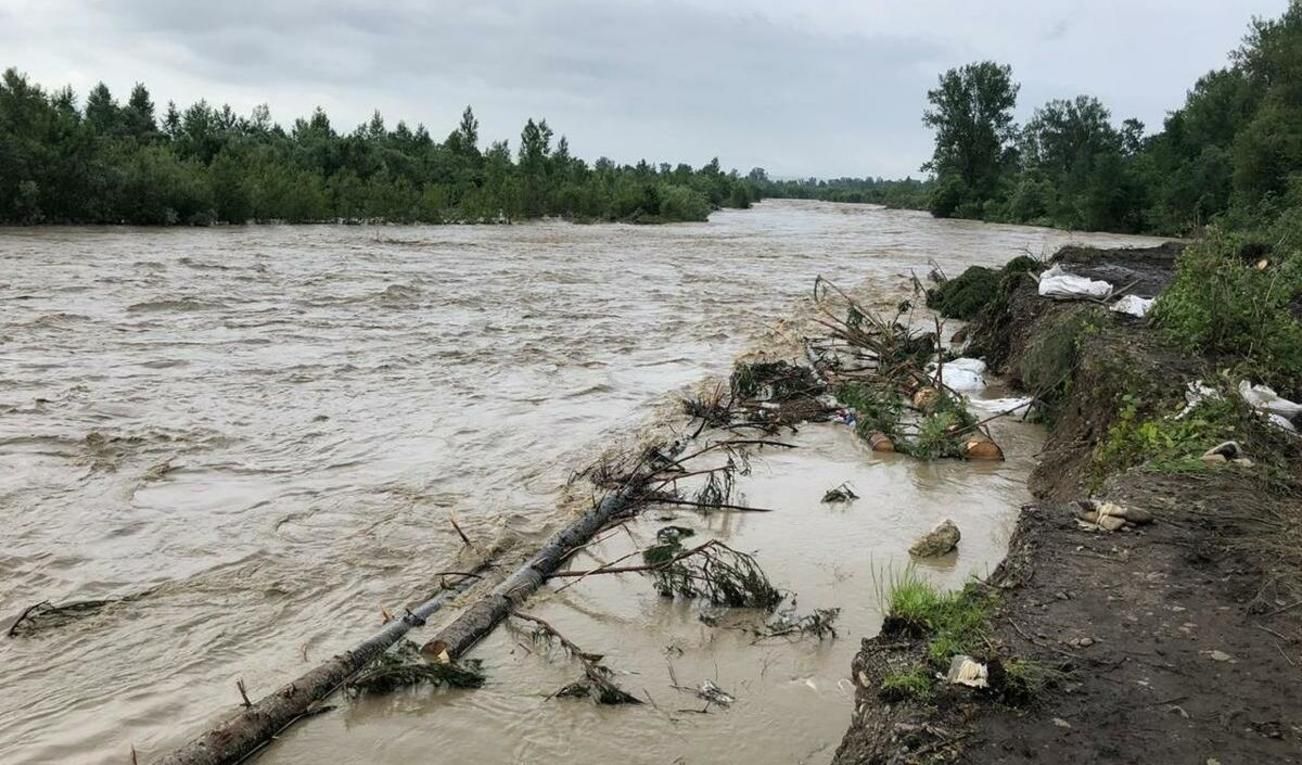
[878, 567, 993, 668]
[879, 666, 934, 702]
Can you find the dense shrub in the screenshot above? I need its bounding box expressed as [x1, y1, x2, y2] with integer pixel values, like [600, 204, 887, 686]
[1151, 225, 1302, 395]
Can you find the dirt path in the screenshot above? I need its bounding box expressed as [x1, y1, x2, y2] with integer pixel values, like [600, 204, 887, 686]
[973, 486, 1302, 763]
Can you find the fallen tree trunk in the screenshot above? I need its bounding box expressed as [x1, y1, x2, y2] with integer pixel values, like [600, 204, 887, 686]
[156, 566, 488, 765]
[421, 489, 633, 659]
[157, 488, 637, 765]
[158, 435, 761, 763]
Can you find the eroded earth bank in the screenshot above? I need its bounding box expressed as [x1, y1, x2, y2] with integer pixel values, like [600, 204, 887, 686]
[833, 244, 1302, 764]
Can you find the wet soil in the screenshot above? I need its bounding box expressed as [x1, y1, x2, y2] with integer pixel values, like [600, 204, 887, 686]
[833, 244, 1302, 764]
[1051, 241, 1185, 297]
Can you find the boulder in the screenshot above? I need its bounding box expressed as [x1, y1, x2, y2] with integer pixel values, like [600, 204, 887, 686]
[909, 519, 961, 557]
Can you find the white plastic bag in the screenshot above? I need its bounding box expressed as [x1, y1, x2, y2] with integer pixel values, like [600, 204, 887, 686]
[1037, 265, 1112, 300]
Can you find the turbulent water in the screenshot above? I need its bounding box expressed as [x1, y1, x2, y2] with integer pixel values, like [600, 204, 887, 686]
[0, 201, 1164, 763]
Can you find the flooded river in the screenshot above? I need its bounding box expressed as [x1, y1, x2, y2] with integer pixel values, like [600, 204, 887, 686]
[0, 201, 1163, 763]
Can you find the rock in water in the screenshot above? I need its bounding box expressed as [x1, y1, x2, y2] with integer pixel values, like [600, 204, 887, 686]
[909, 519, 961, 557]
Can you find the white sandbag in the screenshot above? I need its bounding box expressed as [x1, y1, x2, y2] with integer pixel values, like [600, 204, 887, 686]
[1110, 294, 1155, 318]
[947, 357, 988, 375]
[927, 357, 987, 391]
[1238, 380, 1302, 417]
[1239, 380, 1301, 431]
[1268, 413, 1297, 432]
[1037, 265, 1112, 300]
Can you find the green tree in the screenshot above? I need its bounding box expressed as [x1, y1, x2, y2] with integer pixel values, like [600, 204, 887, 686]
[123, 83, 156, 140]
[84, 82, 119, 134]
[922, 61, 1019, 216]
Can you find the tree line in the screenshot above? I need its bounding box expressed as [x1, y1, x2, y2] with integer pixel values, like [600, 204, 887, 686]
[920, 3, 1302, 394]
[919, 4, 1302, 238]
[750, 170, 932, 210]
[0, 73, 759, 225]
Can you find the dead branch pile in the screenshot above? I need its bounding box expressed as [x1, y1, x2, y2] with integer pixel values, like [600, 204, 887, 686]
[161, 407, 800, 763]
[682, 360, 835, 436]
[807, 276, 1003, 461]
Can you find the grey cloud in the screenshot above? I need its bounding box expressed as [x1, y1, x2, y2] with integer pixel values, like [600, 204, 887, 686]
[82, 0, 945, 175]
[2, 0, 1290, 177]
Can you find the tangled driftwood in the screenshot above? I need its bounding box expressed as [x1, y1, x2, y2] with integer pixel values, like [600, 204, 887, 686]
[805, 277, 1005, 461]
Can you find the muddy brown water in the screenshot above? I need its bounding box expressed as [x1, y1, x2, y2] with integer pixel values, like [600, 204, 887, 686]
[0, 201, 1165, 763]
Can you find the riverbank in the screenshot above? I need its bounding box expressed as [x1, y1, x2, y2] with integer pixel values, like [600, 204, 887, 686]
[832, 244, 1302, 763]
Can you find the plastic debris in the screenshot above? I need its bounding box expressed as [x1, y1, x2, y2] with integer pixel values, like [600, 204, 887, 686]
[1201, 441, 1254, 467]
[1178, 380, 1221, 419]
[866, 431, 895, 453]
[1238, 381, 1300, 432]
[1110, 294, 1155, 318]
[909, 519, 961, 557]
[945, 655, 989, 688]
[1037, 265, 1112, 300]
[912, 386, 941, 410]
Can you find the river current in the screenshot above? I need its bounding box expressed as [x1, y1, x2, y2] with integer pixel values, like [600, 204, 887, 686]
[0, 201, 1163, 763]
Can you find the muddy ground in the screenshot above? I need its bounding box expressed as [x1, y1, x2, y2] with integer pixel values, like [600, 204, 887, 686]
[833, 244, 1302, 764]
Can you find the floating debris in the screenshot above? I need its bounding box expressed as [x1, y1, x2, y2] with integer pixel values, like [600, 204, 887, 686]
[6, 590, 157, 638]
[696, 679, 735, 706]
[513, 612, 642, 705]
[759, 606, 841, 641]
[821, 482, 859, 503]
[347, 639, 485, 695]
[644, 535, 784, 611]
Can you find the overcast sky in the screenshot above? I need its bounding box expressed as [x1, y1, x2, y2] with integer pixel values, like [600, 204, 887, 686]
[0, 1, 1287, 177]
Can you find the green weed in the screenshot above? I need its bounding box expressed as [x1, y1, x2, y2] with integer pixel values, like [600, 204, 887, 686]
[1152, 227, 1302, 397]
[879, 567, 993, 668]
[879, 666, 935, 702]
